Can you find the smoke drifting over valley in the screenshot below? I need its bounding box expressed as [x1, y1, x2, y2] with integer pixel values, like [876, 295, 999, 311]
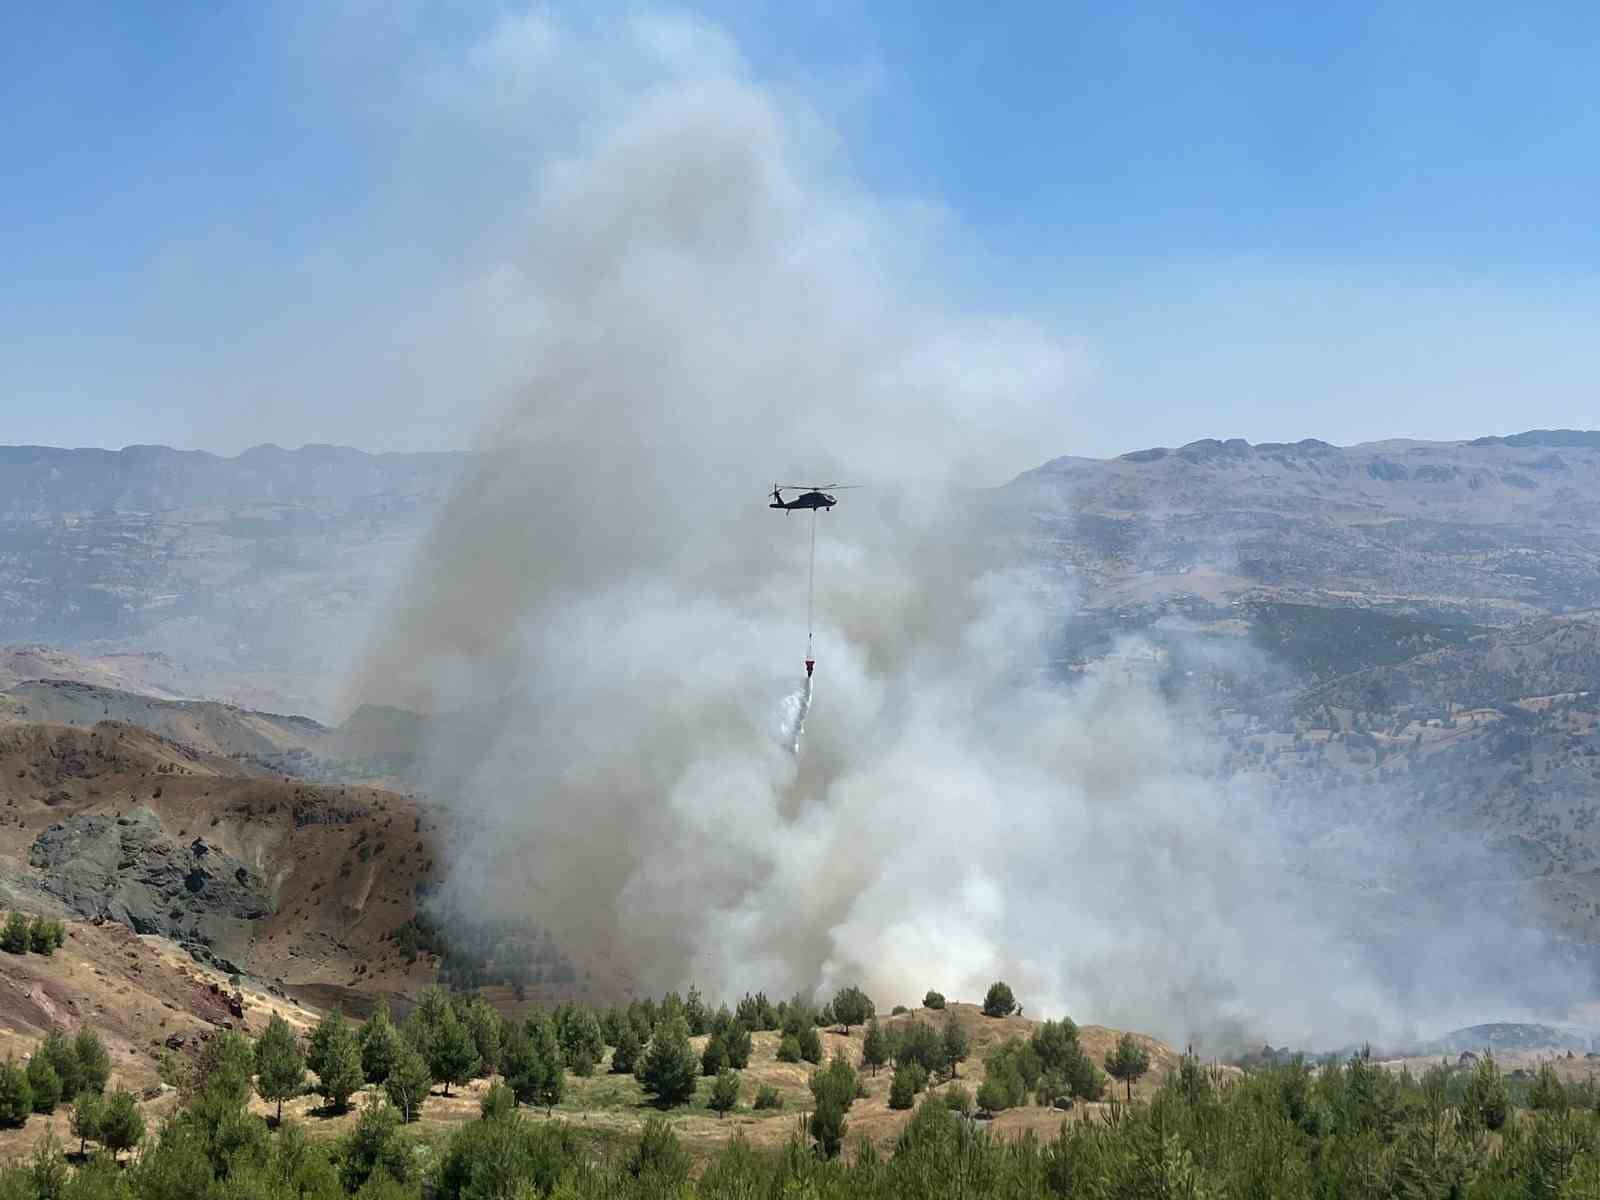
[352, 17, 1586, 1052]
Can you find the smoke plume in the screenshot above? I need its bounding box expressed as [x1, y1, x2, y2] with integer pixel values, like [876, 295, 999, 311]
[351, 19, 1583, 1051]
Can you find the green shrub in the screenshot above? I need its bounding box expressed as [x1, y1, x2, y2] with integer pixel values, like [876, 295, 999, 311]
[752, 1084, 783, 1110]
[976, 1075, 1012, 1114]
[627, 1117, 691, 1185]
[478, 1081, 515, 1121]
[339, 1096, 411, 1192]
[1, 912, 30, 955]
[436, 1109, 583, 1200]
[923, 991, 946, 1010]
[28, 916, 64, 955]
[888, 1066, 917, 1110]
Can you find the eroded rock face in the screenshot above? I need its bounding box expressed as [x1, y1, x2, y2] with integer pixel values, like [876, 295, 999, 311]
[29, 807, 273, 943]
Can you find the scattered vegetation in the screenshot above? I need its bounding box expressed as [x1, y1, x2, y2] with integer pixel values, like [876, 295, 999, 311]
[1, 911, 64, 956]
[15, 990, 1600, 1200]
[387, 910, 576, 990]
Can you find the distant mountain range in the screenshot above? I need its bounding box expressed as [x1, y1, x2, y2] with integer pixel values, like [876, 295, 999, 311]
[0, 442, 466, 519]
[0, 443, 468, 717]
[1005, 428, 1600, 623]
[1, 431, 1595, 716]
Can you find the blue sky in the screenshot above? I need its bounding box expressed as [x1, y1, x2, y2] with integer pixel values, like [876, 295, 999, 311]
[3, 2, 1599, 460]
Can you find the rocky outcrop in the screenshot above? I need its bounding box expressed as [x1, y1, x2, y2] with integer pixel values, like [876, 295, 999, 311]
[28, 807, 274, 944]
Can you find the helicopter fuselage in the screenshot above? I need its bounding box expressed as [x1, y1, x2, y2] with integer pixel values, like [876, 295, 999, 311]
[770, 490, 835, 511]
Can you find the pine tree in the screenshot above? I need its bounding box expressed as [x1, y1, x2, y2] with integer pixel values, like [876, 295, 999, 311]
[28, 916, 55, 956]
[454, 995, 502, 1078]
[37, 1032, 81, 1100]
[831, 987, 875, 1034]
[684, 985, 708, 1037]
[810, 1051, 859, 1115]
[382, 1040, 431, 1123]
[1105, 1032, 1153, 1101]
[0, 1056, 33, 1126]
[983, 981, 1017, 1018]
[942, 1012, 970, 1081]
[637, 1016, 698, 1107]
[70, 1090, 103, 1157]
[611, 1025, 642, 1075]
[709, 1068, 739, 1119]
[310, 1012, 364, 1112]
[478, 1080, 515, 1121]
[527, 1012, 565, 1115]
[72, 1029, 111, 1095]
[862, 1019, 889, 1077]
[195, 1028, 256, 1107]
[97, 1088, 144, 1162]
[701, 1031, 728, 1077]
[723, 1021, 752, 1069]
[25, 1054, 61, 1114]
[976, 1075, 1012, 1114]
[1529, 1062, 1569, 1113]
[29, 1130, 68, 1200]
[556, 1006, 603, 1077]
[797, 1023, 823, 1065]
[402, 985, 451, 1070]
[1464, 1054, 1509, 1132]
[429, 1008, 481, 1098]
[500, 1023, 538, 1106]
[340, 1095, 410, 1192]
[888, 1066, 917, 1110]
[254, 1013, 306, 1123]
[810, 1092, 846, 1158]
[360, 1000, 402, 1084]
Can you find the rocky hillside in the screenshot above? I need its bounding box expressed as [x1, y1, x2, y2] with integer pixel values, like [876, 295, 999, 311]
[0, 721, 440, 999]
[0, 443, 465, 719]
[1005, 429, 1600, 623]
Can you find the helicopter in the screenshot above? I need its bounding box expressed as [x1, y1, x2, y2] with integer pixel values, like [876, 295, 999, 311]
[768, 483, 859, 513]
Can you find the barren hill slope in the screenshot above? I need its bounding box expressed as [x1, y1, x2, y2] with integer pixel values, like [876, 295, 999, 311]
[0, 646, 195, 698]
[0, 721, 435, 995]
[0, 680, 336, 761]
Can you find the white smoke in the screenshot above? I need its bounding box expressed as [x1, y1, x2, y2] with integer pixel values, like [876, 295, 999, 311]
[350, 9, 1582, 1051]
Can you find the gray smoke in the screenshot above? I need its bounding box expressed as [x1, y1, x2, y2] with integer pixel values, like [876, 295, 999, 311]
[351, 38, 1584, 1051]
